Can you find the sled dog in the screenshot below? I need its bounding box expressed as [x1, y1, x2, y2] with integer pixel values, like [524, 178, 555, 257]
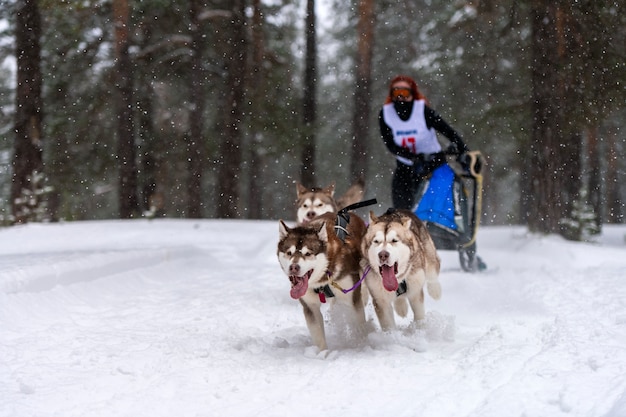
[296, 177, 365, 225]
[361, 208, 441, 330]
[277, 212, 367, 351]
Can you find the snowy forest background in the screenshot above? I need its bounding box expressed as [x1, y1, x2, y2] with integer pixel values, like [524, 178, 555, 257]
[0, 0, 624, 240]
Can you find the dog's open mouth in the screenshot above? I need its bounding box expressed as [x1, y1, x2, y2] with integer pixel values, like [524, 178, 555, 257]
[380, 263, 399, 292]
[289, 270, 313, 299]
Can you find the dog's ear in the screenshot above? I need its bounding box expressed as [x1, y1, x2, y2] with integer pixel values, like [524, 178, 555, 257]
[402, 217, 413, 230]
[336, 178, 365, 210]
[322, 182, 335, 197]
[368, 210, 378, 224]
[279, 220, 290, 239]
[316, 221, 328, 242]
[295, 182, 307, 197]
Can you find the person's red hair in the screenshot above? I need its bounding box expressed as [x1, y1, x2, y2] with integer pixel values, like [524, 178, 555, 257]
[384, 75, 428, 104]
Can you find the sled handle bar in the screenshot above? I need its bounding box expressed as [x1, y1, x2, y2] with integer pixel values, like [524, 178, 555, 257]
[460, 151, 484, 249]
[465, 150, 485, 177]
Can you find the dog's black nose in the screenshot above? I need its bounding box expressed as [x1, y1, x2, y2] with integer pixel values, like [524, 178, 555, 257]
[378, 250, 390, 264]
[289, 264, 301, 275]
[307, 211, 316, 219]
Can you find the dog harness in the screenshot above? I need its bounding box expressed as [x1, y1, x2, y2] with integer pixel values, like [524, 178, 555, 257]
[314, 285, 335, 303]
[315, 199, 378, 303]
[315, 265, 372, 303]
[396, 280, 408, 296]
[334, 198, 378, 242]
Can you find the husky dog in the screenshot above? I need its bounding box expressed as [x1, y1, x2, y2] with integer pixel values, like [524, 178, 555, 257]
[277, 212, 367, 351]
[296, 177, 365, 225]
[361, 208, 441, 331]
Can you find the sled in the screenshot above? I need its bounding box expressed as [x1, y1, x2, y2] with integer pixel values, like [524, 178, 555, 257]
[414, 151, 487, 272]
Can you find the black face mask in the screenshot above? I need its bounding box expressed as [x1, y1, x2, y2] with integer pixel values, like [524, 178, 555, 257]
[393, 100, 414, 121]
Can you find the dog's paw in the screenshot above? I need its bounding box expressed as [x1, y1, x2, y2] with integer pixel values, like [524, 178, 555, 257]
[304, 346, 331, 359]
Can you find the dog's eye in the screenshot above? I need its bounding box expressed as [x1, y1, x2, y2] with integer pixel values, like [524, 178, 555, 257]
[373, 239, 381, 245]
[286, 250, 293, 256]
[391, 238, 399, 243]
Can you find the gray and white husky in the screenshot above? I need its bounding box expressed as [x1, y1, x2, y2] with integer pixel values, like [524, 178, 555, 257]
[361, 209, 441, 331]
[277, 212, 367, 351]
[295, 177, 365, 225]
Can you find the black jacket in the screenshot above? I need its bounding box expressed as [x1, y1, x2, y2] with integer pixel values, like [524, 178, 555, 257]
[379, 101, 469, 162]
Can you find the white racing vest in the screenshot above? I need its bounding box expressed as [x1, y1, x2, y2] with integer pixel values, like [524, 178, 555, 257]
[382, 99, 442, 165]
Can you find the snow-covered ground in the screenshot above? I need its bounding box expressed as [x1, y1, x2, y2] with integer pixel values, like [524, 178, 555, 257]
[1, 219, 625, 417]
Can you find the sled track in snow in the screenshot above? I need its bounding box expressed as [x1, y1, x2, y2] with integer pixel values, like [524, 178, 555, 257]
[0, 246, 201, 295]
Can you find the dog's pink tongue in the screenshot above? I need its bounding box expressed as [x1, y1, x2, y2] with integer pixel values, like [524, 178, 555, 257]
[381, 264, 398, 292]
[290, 275, 309, 299]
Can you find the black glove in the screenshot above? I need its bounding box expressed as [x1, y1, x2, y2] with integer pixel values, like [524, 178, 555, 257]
[445, 143, 460, 155]
[411, 152, 444, 163]
[412, 152, 446, 178]
[410, 153, 426, 163]
[457, 153, 471, 172]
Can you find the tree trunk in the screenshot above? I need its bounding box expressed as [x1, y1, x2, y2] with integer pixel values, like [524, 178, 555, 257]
[186, 0, 206, 218]
[527, 0, 581, 236]
[586, 126, 602, 229]
[300, 0, 316, 186]
[605, 130, 622, 223]
[12, 0, 44, 224]
[136, 20, 158, 215]
[247, 0, 265, 219]
[350, 0, 375, 181]
[113, 0, 138, 218]
[216, 0, 246, 218]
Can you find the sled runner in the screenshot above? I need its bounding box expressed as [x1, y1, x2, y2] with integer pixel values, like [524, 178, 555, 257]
[414, 150, 487, 272]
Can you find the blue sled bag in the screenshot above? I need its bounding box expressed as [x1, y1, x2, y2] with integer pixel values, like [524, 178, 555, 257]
[415, 163, 458, 230]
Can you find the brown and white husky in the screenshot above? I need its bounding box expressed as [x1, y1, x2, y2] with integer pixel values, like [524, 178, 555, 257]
[295, 177, 365, 225]
[361, 208, 441, 331]
[277, 212, 367, 351]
